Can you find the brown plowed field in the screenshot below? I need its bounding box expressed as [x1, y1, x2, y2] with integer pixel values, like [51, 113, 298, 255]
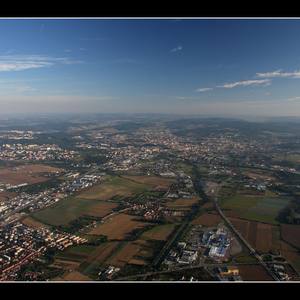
[192, 212, 222, 227]
[281, 224, 300, 249]
[229, 217, 276, 253]
[60, 271, 91, 281]
[0, 191, 16, 202]
[88, 214, 150, 240]
[21, 216, 48, 229]
[239, 264, 273, 281]
[0, 164, 62, 185]
[122, 175, 175, 189]
[165, 197, 199, 209]
[106, 242, 142, 267]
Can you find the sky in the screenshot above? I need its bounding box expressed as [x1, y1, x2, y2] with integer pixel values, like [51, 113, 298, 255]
[1, 18, 300, 116]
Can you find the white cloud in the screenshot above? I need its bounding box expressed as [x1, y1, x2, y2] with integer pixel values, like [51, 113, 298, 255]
[256, 69, 300, 78]
[170, 45, 183, 53]
[0, 55, 81, 72]
[195, 87, 213, 92]
[175, 96, 199, 100]
[218, 79, 271, 89]
[287, 96, 300, 101]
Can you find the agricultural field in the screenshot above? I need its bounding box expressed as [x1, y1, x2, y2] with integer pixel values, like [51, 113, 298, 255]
[21, 216, 48, 229]
[53, 241, 122, 278]
[0, 163, 63, 185]
[87, 213, 151, 240]
[220, 189, 290, 224]
[55, 244, 97, 263]
[175, 162, 194, 175]
[106, 239, 157, 268]
[51, 259, 81, 272]
[165, 197, 199, 210]
[0, 191, 16, 202]
[78, 242, 123, 277]
[279, 240, 300, 272]
[57, 271, 91, 281]
[78, 176, 151, 201]
[32, 197, 118, 226]
[238, 264, 273, 281]
[228, 217, 300, 272]
[242, 168, 276, 181]
[242, 197, 290, 224]
[122, 175, 175, 190]
[192, 211, 222, 227]
[281, 224, 300, 249]
[106, 241, 143, 268]
[228, 217, 280, 253]
[274, 153, 300, 164]
[141, 224, 176, 241]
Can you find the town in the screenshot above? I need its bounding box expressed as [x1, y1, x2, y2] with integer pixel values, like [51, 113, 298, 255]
[0, 116, 299, 281]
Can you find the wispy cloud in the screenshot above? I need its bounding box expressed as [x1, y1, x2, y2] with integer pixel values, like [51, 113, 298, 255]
[217, 79, 271, 89]
[0, 79, 37, 95]
[287, 96, 300, 101]
[170, 45, 183, 53]
[256, 69, 300, 78]
[0, 55, 81, 72]
[195, 87, 213, 92]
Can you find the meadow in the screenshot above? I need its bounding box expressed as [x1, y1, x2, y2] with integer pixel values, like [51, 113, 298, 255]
[0, 163, 63, 185]
[78, 176, 151, 201]
[220, 189, 290, 224]
[87, 213, 150, 240]
[141, 224, 176, 241]
[32, 197, 117, 226]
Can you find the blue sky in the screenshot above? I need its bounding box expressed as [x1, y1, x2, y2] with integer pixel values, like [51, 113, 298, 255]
[1, 19, 300, 116]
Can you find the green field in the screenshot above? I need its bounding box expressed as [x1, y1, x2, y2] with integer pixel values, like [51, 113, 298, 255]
[78, 176, 151, 201]
[55, 244, 96, 262]
[234, 253, 258, 264]
[141, 224, 176, 241]
[31, 197, 117, 226]
[242, 197, 290, 224]
[220, 194, 262, 210]
[276, 153, 300, 164]
[175, 162, 194, 175]
[31, 175, 151, 227]
[220, 189, 291, 224]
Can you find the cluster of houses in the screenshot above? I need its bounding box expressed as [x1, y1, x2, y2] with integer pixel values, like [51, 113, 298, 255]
[0, 130, 35, 140]
[0, 222, 87, 279]
[0, 172, 106, 223]
[0, 143, 78, 161]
